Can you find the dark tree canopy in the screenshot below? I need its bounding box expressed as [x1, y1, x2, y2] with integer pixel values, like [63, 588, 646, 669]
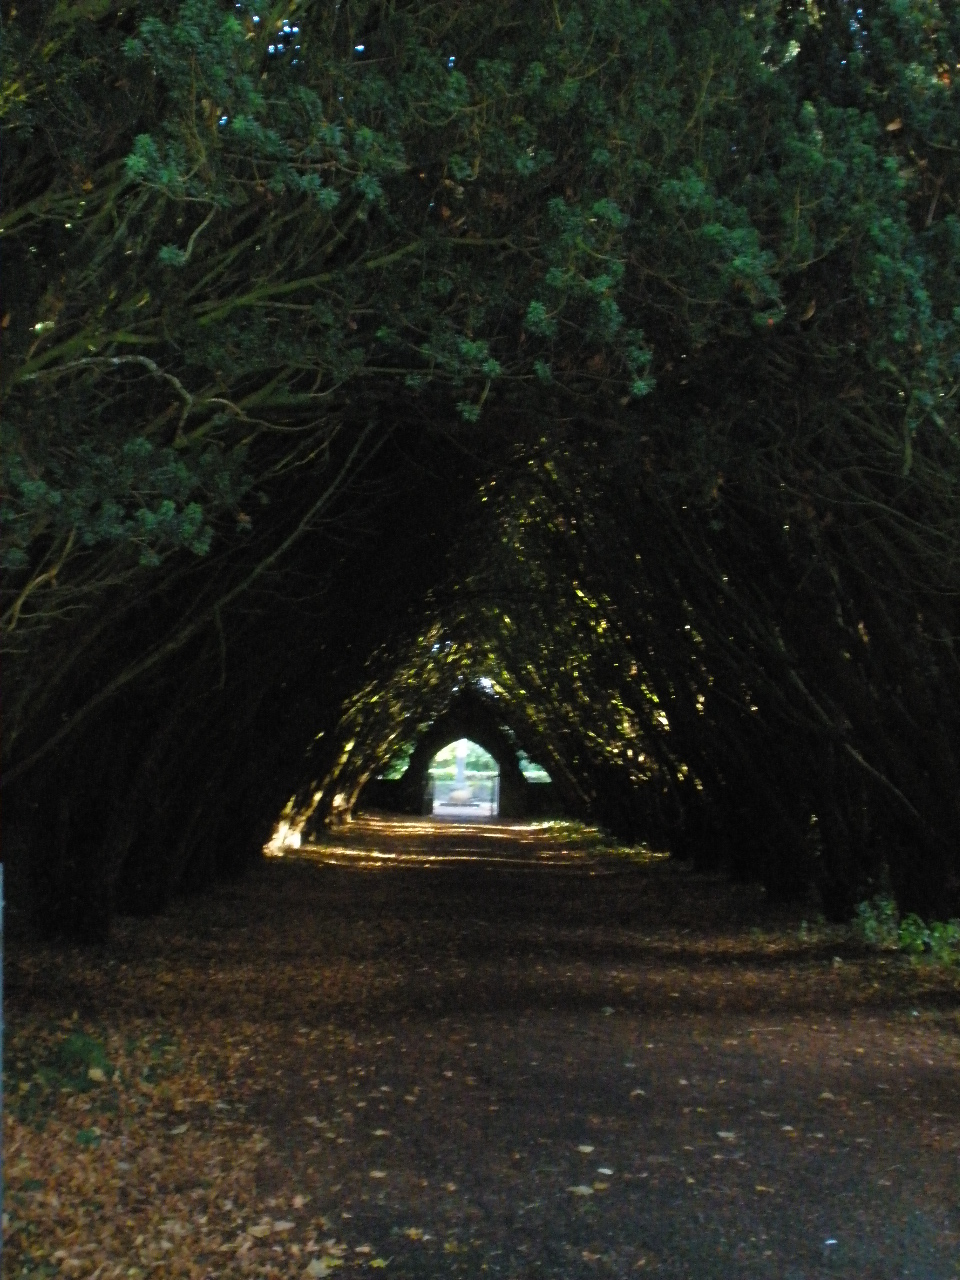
[2, 0, 959, 939]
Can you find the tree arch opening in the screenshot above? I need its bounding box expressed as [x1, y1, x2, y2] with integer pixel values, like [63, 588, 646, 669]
[428, 738, 499, 819]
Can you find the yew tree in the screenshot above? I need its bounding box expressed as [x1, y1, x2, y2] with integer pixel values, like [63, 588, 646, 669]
[2, 0, 958, 934]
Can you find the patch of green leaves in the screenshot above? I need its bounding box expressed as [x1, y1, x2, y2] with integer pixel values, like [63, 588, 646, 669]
[898, 914, 960, 965]
[853, 894, 900, 948]
[854, 896, 960, 966]
[7, 1030, 117, 1126]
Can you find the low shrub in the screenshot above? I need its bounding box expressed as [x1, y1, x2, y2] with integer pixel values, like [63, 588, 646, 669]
[853, 895, 900, 948]
[853, 895, 960, 966]
[898, 914, 960, 965]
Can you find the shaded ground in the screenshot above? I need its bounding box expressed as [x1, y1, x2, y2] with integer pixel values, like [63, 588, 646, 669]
[5, 817, 960, 1279]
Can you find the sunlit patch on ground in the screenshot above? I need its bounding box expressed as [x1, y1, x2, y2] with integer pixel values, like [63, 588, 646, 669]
[268, 814, 668, 870]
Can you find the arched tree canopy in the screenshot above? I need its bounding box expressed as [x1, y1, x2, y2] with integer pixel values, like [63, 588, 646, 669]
[2, 0, 959, 938]
[338, 686, 569, 823]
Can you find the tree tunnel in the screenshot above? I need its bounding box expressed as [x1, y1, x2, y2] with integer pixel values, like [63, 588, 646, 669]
[355, 688, 561, 822]
[294, 680, 583, 837]
[7, 398, 960, 939]
[403, 708, 524, 818]
[4, 0, 960, 942]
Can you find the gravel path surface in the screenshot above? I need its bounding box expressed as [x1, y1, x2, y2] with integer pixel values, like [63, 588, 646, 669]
[5, 817, 960, 1279]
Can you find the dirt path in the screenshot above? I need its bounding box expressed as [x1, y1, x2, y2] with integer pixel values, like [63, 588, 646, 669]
[5, 818, 960, 1279]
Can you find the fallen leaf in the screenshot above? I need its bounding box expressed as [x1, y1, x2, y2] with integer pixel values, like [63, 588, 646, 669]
[303, 1260, 342, 1278]
[577, 1144, 595, 1153]
[86, 1067, 106, 1083]
[369, 1170, 387, 1179]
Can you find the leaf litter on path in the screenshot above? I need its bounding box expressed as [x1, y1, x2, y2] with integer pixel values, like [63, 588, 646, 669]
[5, 816, 960, 1278]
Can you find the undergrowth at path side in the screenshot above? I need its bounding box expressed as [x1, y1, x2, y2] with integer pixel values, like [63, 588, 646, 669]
[854, 895, 960, 967]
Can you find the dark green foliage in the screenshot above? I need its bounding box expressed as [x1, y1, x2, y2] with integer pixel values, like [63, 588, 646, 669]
[2, 0, 959, 934]
[898, 913, 960, 963]
[853, 894, 901, 947]
[6, 1030, 115, 1126]
[854, 894, 960, 965]
[55, 1032, 113, 1085]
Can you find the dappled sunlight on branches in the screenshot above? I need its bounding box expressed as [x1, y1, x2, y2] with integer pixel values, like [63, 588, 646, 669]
[2, 0, 959, 938]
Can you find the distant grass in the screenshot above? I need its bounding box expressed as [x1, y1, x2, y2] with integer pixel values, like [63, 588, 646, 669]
[528, 820, 669, 863]
[526, 820, 606, 846]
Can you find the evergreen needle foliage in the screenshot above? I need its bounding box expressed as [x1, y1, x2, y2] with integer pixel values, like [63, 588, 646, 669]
[2, 0, 958, 936]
